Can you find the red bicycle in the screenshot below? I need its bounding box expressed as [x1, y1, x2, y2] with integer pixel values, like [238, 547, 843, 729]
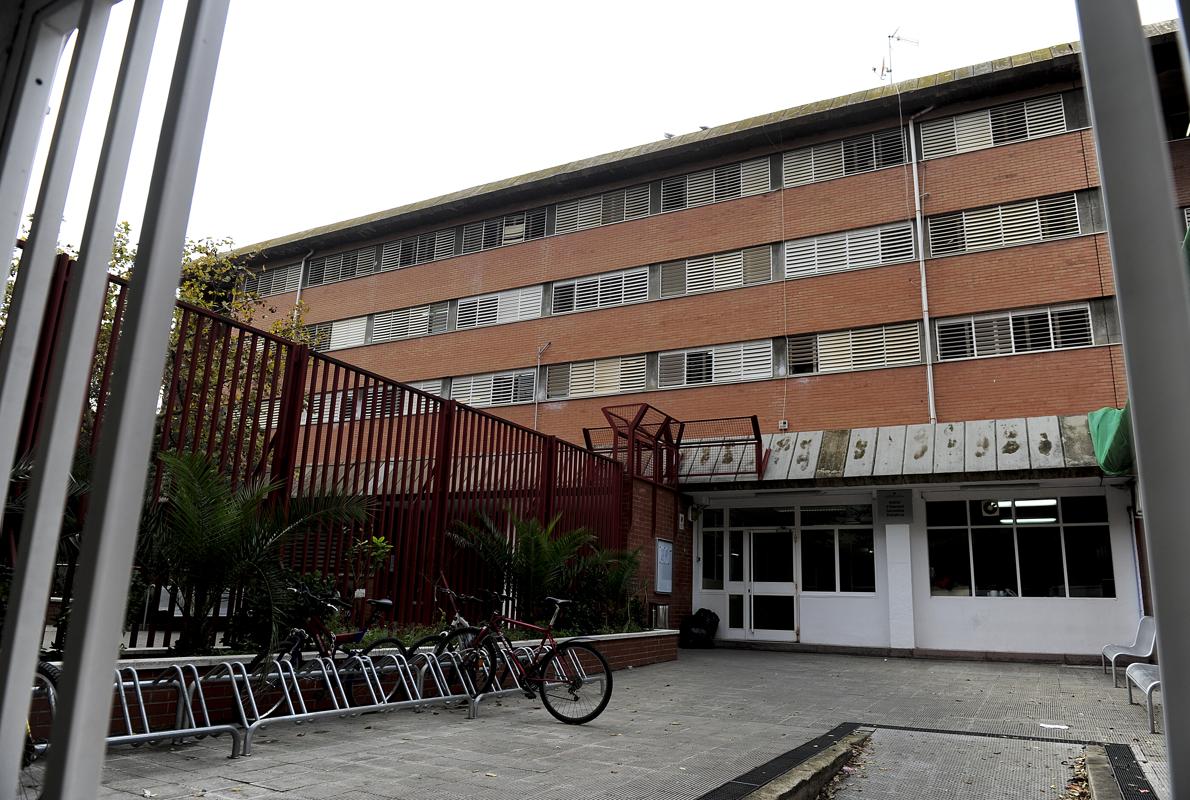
[436, 591, 613, 724]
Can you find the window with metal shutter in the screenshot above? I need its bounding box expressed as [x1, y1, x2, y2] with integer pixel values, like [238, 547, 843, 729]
[990, 101, 1028, 145]
[1025, 94, 1066, 138]
[846, 228, 881, 268]
[686, 350, 713, 384]
[1012, 311, 1053, 352]
[961, 206, 1003, 251]
[782, 148, 814, 187]
[513, 371, 535, 403]
[954, 110, 994, 153]
[816, 330, 853, 372]
[407, 379, 442, 396]
[481, 219, 502, 250]
[784, 239, 818, 277]
[1051, 305, 1093, 348]
[599, 274, 623, 307]
[552, 282, 576, 314]
[577, 196, 602, 230]
[574, 276, 599, 311]
[812, 141, 845, 181]
[712, 250, 744, 290]
[1183, 206, 1190, 229]
[882, 323, 921, 366]
[554, 200, 580, 234]
[740, 158, 771, 195]
[429, 302, 449, 333]
[592, 358, 621, 395]
[919, 117, 958, 160]
[741, 340, 773, 379]
[569, 361, 596, 397]
[815, 233, 848, 273]
[711, 344, 743, 383]
[370, 309, 400, 343]
[518, 286, 543, 319]
[525, 208, 547, 239]
[660, 176, 686, 212]
[619, 354, 647, 392]
[328, 317, 367, 351]
[306, 322, 332, 352]
[687, 170, 715, 207]
[685, 256, 715, 294]
[623, 267, 649, 302]
[935, 320, 975, 361]
[849, 327, 886, 370]
[601, 191, 625, 225]
[398, 237, 417, 267]
[999, 199, 1042, 246]
[380, 240, 403, 270]
[501, 214, 526, 245]
[873, 128, 905, 168]
[657, 352, 686, 387]
[974, 316, 1014, 356]
[742, 246, 772, 284]
[660, 261, 686, 298]
[1039, 194, 1080, 239]
[714, 163, 741, 201]
[879, 223, 915, 263]
[625, 184, 651, 219]
[843, 134, 875, 174]
[431, 230, 453, 260]
[787, 334, 816, 373]
[546, 364, 571, 399]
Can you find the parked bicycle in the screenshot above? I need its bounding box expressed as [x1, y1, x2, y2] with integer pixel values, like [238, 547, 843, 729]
[20, 660, 59, 799]
[437, 590, 612, 724]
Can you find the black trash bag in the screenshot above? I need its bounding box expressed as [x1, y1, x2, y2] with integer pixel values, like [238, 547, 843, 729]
[679, 607, 720, 648]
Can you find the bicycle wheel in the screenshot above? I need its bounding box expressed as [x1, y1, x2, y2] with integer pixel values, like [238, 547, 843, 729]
[21, 661, 59, 799]
[435, 626, 497, 696]
[538, 642, 612, 725]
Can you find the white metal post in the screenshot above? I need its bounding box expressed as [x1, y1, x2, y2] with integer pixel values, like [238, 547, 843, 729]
[1075, 1, 1190, 793]
[39, 0, 229, 796]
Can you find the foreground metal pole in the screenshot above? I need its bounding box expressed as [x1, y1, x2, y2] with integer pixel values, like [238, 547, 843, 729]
[40, 1, 229, 796]
[1076, 2, 1190, 794]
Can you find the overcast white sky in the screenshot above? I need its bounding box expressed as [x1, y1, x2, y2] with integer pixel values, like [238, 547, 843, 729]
[28, 0, 1180, 253]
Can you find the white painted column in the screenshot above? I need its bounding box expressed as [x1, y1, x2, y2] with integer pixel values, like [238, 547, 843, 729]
[885, 522, 916, 650]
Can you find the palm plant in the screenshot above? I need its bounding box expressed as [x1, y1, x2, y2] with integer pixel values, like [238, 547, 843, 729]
[139, 451, 369, 655]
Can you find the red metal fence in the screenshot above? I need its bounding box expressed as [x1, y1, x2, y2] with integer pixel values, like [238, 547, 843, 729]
[12, 259, 625, 646]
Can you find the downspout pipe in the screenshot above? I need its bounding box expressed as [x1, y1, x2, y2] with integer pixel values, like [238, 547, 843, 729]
[292, 248, 313, 325]
[907, 106, 937, 424]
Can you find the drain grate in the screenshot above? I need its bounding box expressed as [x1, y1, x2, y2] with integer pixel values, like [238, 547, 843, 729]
[1105, 743, 1160, 800]
[694, 723, 861, 800]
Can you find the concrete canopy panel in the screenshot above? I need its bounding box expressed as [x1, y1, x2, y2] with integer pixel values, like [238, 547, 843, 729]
[873, 426, 908, 476]
[788, 430, 823, 480]
[964, 420, 997, 472]
[995, 418, 1030, 471]
[763, 433, 798, 480]
[902, 423, 935, 474]
[816, 429, 850, 479]
[933, 421, 965, 473]
[843, 427, 878, 478]
[1059, 415, 1098, 467]
[1026, 416, 1066, 469]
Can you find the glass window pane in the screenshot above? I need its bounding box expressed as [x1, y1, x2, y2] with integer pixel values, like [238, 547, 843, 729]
[1017, 526, 1066, 597]
[728, 531, 743, 582]
[927, 501, 967, 527]
[752, 531, 794, 583]
[969, 499, 1013, 525]
[728, 594, 743, 628]
[752, 595, 796, 630]
[1065, 526, 1115, 597]
[1061, 496, 1109, 524]
[1011, 498, 1059, 525]
[800, 530, 836, 591]
[928, 530, 971, 596]
[702, 508, 724, 528]
[729, 507, 796, 529]
[800, 504, 873, 526]
[838, 529, 876, 592]
[701, 531, 723, 590]
[972, 529, 1018, 596]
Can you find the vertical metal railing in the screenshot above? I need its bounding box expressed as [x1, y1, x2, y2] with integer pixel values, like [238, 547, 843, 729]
[1076, 1, 1190, 794]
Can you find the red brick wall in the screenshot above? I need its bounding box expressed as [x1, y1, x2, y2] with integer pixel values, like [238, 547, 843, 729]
[622, 479, 690, 629]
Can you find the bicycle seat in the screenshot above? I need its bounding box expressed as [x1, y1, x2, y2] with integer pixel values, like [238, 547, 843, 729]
[366, 598, 393, 609]
[545, 597, 573, 606]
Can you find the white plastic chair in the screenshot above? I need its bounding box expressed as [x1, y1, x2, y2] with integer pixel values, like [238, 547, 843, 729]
[1102, 615, 1156, 687]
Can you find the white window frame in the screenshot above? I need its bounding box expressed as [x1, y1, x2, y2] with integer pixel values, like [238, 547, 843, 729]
[933, 303, 1095, 362]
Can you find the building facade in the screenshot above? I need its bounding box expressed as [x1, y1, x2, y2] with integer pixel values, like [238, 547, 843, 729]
[240, 23, 1189, 658]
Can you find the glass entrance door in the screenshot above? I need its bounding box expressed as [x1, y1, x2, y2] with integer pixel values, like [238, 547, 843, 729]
[748, 529, 798, 641]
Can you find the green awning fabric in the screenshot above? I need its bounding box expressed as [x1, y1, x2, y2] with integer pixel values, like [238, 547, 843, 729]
[1088, 404, 1133, 476]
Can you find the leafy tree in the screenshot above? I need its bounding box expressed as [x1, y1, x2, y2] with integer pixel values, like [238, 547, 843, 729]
[138, 451, 369, 656]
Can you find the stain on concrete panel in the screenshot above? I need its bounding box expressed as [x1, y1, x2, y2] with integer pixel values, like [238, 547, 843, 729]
[763, 433, 798, 480]
[815, 429, 851, 479]
[843, 427, 878, 478]
[1026, 416, 1065, 469]
[995, 418, 1030, 471]
[902, 423, 935, 474]
[1059, 415, 1098, 467]
[788, 430, 824, 480]
[964, 419, 997, 472]
[933, 422, 965, 473]
[873, 426, 908, 476]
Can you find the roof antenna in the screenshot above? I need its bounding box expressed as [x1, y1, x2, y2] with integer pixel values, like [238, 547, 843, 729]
[873, 27, 918, 82]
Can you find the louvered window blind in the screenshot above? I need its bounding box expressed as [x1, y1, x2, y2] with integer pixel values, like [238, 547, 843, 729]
[657, 340, 773, 388]
[789, 322, 921, 374]
[935, 304, 1093, 361]
[376, 227, 457, 273]
[245, 262, 302, 297]
[306, 246, 377, 287]
[919, 94, 1069, 160]
[449, 369, 536, 408]
[552, 267, 649, 314]
[784, 221, 914, 277]
[1183, 207, 1190, 230]
[371, 302, 449, 344]
[460, 207, 548, 254]
[456, 286, 543, 330]
[306, 322, 333, 352]
[555, 184, 650, 235]
[659, 246, 772, 298]
[927, 193, 1082, 257]
[326, 317, 367, 351]
[782, 128, 905, 187]
[545, 355, 648, 399]
[659, 158, 770, 213]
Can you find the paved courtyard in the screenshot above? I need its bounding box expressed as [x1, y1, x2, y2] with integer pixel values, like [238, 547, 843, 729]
[92, 650, 1168, 800]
